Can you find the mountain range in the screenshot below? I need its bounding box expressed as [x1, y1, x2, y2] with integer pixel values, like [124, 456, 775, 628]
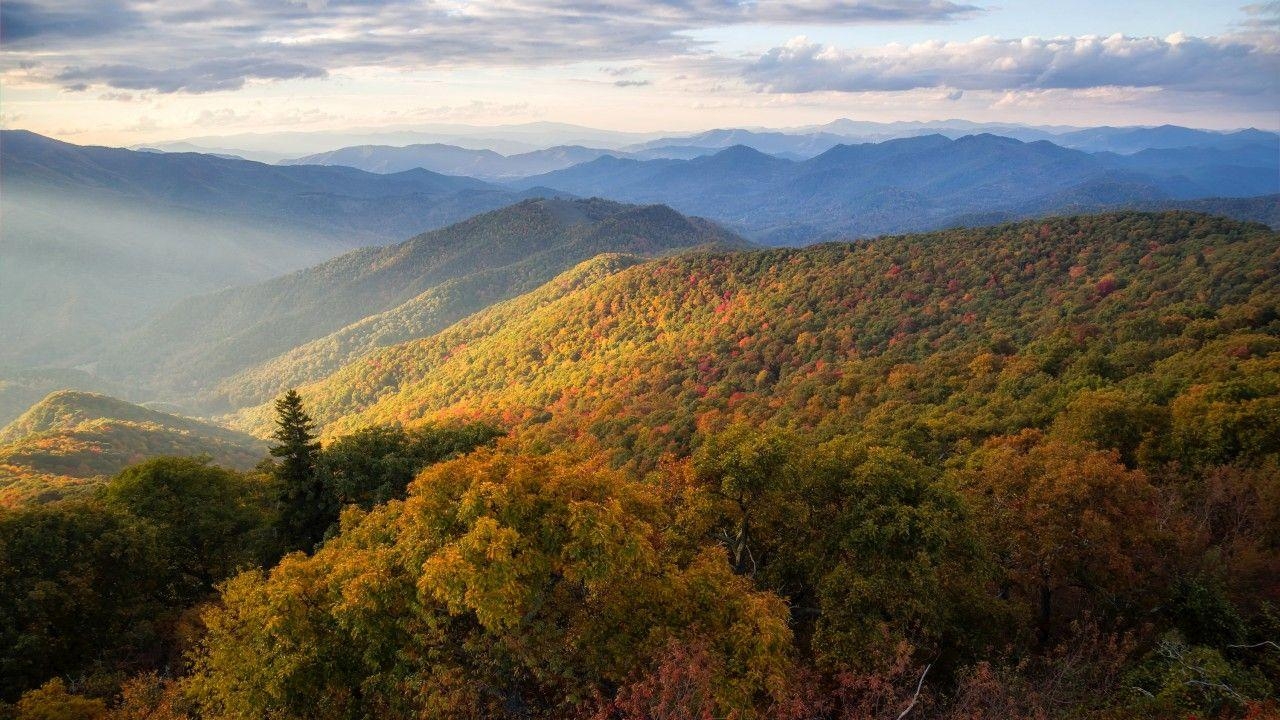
[271, 123, 1280, 180]
[0, 130, 557, 366]
[513, 134, 1279, 243]
[280, 143, 623, 179]
[148, 119, 1278, 160]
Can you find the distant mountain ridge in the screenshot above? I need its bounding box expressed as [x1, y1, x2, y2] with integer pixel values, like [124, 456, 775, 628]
[0, 130, 553, 367]
[281, 143, 621, 179]
[276, 124, 1280, 180]
[514, 133, 1279, 243]
[95, 198, 748, 410]
[148, 120, 1278, 161]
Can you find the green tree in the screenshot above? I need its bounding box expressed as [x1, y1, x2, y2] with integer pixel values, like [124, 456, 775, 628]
[319, 422, 503, 514]
[268, 389, 327, 552]
[0, 501, 166, 700]
[105, 457, 273, 588]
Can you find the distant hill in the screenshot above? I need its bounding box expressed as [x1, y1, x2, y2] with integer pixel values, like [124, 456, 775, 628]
[227, 212, 1279, 458]
[515, 134, 1279, 244]
[1054, 125, 1279, 154]
[623, 129, 855, 159]
[0, 369, 128, 428]
[619, 123, 1280, 158]
[97, 198, 748, 410]
[0, 130, 549, 366]
[282, 143, 619, 179]
[0, 391, 264, 506]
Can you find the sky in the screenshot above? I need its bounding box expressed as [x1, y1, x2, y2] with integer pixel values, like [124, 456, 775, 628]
[1, 0, 1278, 146]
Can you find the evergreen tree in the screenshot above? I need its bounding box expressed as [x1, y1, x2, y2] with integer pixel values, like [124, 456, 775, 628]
[269, 389, 328, 552]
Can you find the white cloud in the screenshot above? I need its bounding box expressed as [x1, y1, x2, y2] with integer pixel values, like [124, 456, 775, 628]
[0, 0, 981, 94]
[743, 33, 1280, 98]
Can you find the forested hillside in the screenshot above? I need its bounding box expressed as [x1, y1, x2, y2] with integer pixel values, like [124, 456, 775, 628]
[169, 210, 1274, 718]
[99, 198, 746, 409]
[3, 211, 1276, 719]
[237, 212, 1278, 461]
[0, 392, 264, 506]
[206, 253, 652, 413]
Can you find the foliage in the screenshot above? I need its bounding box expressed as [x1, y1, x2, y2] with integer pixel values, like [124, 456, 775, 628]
[105, 457, 275, 586]
[954, 431, 1169, 644]
[10, 679, 108, 720]
[6, 211, 1278, 718]
[189, 450, 792, 719]
[317, 421, 503, 531]
[0, 460, 274, 702]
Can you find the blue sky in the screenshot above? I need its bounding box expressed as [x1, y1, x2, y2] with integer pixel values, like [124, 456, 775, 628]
[1, 1, 1276, 145]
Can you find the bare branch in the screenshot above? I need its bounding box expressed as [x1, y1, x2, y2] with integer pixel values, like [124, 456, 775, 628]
[897, 663, 932, 720]
[1227, 640, 1279, 651]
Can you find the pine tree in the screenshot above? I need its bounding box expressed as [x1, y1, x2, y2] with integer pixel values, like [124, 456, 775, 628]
[269, 389, 328, 552]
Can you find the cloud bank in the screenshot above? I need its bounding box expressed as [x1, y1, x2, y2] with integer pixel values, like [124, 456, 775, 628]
[743, 33, 1280, 97]
[0, 0, 981, 93]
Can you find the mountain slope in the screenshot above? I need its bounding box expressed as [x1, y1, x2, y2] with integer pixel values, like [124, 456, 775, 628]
[0, 391, 265, 506]
[0, 130, 547, 366]
[516, 134, 1280, 244]
[227, 213, 1279, 474]
[99, 198, 747, 408]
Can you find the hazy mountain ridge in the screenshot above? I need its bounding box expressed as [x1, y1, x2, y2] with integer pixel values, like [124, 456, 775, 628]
[0, 130, 553, 367]
[271, 123, 1280, 181]
[515, 133, 1279, 243]
[95, 198, 748, 408]
[206, 253, 653, 413]
[281, 143, 622, 179]
[146, 120, 1278, 161]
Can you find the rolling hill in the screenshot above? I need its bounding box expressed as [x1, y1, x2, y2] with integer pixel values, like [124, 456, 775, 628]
[0, 130, 550, 366]
[226, 212, 1279, 475]
[97, 198, 748, 409]
[515, 134, 1279, 244]
[0, 391, 265, 506]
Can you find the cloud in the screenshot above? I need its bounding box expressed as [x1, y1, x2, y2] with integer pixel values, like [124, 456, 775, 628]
[0, 0, 139, 42]
[1241, 2, 1280, 29]
[56, 59, 328, 94]
[614, 79, 651, 87]
[743, 33, 1280, 97]
[2, 0, 981, 93]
